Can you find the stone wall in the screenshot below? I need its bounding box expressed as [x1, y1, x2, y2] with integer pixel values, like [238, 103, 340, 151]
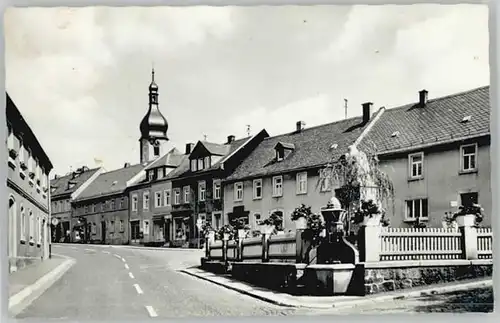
[360, 260, 493, 295]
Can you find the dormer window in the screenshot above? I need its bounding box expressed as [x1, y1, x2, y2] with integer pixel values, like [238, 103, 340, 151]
[191, 159, 197, 171]
[198, 158, 204, 170]
[68, 182, 76, 190]
[204, 156, 211, 168]
[274, 142, 295, 162]
[148, 170, 154, 181]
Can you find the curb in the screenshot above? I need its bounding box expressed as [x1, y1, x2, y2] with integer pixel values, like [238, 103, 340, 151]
[8, 253, 76, 317]
[180, 269, 299, 308]
[53, 243, 203, 252]
[181, 269, 493, 309]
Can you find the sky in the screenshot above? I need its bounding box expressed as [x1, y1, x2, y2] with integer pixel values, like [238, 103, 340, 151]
[4, 4, 490, 177]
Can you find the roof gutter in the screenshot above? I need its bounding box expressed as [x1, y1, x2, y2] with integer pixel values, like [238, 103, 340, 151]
[377, 132, 490, 157]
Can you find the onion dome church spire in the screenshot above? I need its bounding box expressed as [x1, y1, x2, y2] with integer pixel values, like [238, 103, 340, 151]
[139, 68, 169, 164]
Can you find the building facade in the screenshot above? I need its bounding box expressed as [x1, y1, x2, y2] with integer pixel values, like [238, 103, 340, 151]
[128, 148, 185, 246]
[6, 93, 53, 272]
[360, 87, 491, 227]
[50, 166, 103, 242]
[223, 106, 379, 232]
[169, 130, 270, 247]
[72, 163, 146, 244]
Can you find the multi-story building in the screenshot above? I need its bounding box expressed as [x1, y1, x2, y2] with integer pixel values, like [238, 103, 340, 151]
[6, 93, 53, 272]
[360, 86, 491, 227]
[49, 166, 104, 242]
[169, 130, 269, 247]
[72, 163, 147, 244]
[223, 105, 380, 231]
[128, 148, 185, 246]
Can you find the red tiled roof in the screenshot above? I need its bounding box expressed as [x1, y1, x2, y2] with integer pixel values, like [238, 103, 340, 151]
[360, 86, 490, 154]
[225, 117, 372, 182]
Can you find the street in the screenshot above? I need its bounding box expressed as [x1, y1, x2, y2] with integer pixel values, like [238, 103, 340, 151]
[16, 244, 494, 319]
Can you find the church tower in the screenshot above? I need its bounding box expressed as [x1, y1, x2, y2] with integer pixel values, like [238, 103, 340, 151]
[139, 68, 169, 164]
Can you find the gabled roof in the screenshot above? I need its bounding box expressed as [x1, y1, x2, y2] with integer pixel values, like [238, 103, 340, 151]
[144, 148, 184, 171]
[50, 167, 101, 198]
[360, 86, 490, 154]
[225, 116, 373, 181]
[75, 163, 146, 201]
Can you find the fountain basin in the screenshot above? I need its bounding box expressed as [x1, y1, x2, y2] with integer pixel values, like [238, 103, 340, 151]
[303, 263, 356, 296]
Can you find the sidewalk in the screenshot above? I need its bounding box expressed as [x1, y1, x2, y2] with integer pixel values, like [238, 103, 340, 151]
[9, 253, 76, 317]
[53, 242, 204, 252]
[181, 267, 493, 309]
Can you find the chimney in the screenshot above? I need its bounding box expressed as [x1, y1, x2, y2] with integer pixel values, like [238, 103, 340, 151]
[419, 89, 428, 107]
[227, 135, 235, 144]
[123, 162, 131, 168]
[296, 121, 306, 132]
[362, 102, 373, 124]
[185, 143, 195, 155]
[54, 174, 58, 179]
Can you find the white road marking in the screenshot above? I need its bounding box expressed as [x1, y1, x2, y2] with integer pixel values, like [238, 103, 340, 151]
[121, 258, 126, 263]
[124, 264, 129, 270]
[102, 251, 110, 254]
[70, 247, 78, 250]
[84, 248, 95, 252]
[133, 284, 143, 295]
[129, 272, 135, 279]
[113, 254, 121, 259]
[145, 305, 158, 317]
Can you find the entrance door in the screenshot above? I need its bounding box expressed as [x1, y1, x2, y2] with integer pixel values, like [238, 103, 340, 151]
[130, 221, 140, 244]
[8, 198, 17, 260]
[101, 221, 106, 244]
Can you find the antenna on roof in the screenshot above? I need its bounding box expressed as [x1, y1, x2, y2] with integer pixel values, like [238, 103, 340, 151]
[203, 134, 207, 141]
[246, 125, 251, 137]
[344, 99, 348, 119]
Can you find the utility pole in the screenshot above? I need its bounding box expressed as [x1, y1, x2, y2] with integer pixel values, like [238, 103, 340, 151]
[344, 99, 348, 119]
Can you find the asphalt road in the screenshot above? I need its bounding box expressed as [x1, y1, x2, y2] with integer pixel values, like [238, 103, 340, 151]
[17, 244, 297, 319]
[17, 244, 493, 319]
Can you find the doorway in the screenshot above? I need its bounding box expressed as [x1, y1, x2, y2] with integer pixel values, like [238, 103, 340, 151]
[130, 220, 140, 244]
[101, 221, 106, 244]
[8, 197, 17, 260]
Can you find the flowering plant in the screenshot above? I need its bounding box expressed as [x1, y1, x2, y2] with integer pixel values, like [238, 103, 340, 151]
[444, 204, 484, 226]
[352, 199, 387, 224]
[290, 204, 312, 221]
[201, 222, 214, 237]
[258, 211, 283, 232]
[216, 224, 234, 240]
[231, 217, 251, 231]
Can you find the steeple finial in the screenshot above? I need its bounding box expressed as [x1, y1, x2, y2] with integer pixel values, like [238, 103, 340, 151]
[152, 65, 155, 82]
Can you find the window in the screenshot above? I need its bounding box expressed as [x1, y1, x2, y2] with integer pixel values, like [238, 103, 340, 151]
[320, 171, 331, 192]
[461, 144, 477, 172]
[130, 195, 137, 211]
[174, 190, 180, 205]
[143, 220, 150, 235]
[273, 176, 283, 197]
[191, 160, 197, 171]
[234, 182, 243, 201]
[460, 192, 479, 207]
[29, 210, 34, 241]
[119, 220, 125, 232]
[110, 199, 115, 210]
[157, 168, 164, 179]
[253, 179, 262, 199]
[198, 158, 204, 170]
[296, 172, 307, 194]
[84, 205, 89, 214]
[155, 191, 162, 207]
[199, 181, 206, 201]
[213, 181, 221, 200]
[148, 171, 154, 181]
[204, 156, 211, 169]
[20, 205, 25, 241]
[27, 150, 33, 172]
[119, 198, 124, 209]
[19, 143, 25, 164]
[164, 190, 171, 206]
[405, 199, 428, 220]
[143, 192, 150, 210]
[92, 223, 97, 234]
[37, 216, 41, 244]
[253, 213, 261, 228]
[183, 186, 190, 203]
[276, 149, 284, 161]
[7, 129, 14, 150]
[213, 212, 222, 229]
[409, 152, 424, 179]
[109, 221, 115, 233]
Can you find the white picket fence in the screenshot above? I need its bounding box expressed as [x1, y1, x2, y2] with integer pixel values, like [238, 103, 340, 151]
[379, 227, 463, 261]
[477, 227, 493, 259]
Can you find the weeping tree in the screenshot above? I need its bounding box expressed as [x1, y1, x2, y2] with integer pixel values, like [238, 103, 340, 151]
[318, 143, 395, 231]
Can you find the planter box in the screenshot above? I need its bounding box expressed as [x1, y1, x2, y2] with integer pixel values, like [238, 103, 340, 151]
[456, 214, 475, 227]
[294, 217, 307, 230]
